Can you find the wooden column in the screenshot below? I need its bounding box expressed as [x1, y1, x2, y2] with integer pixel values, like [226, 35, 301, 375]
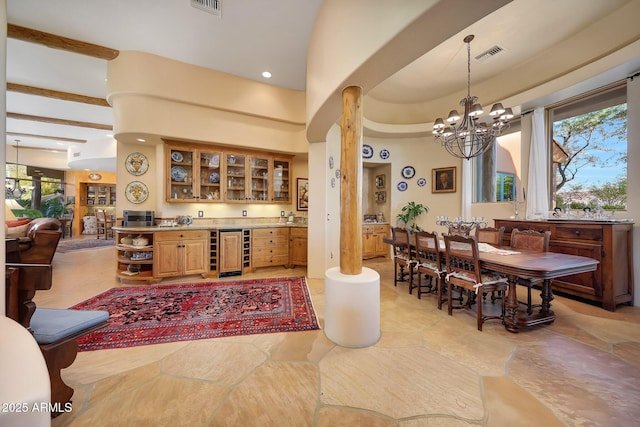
[340, 86, 363, 275]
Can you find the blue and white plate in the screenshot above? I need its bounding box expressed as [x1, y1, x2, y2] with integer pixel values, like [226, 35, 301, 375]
[171, 166, 187, 182]
[417, 177, 427, 187]
[209, 172, 220, 183]
[397, 181, 408, 191]
[402, 166, 416, 179]
[380, 149, 390, 159]
[362, 144, 374, 159]
[171, 151, 183, 162]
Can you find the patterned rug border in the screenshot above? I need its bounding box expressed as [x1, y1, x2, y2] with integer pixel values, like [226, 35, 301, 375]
[71, 276, 319, 351]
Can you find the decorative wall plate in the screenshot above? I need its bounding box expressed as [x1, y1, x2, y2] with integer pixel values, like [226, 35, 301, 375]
[397, 181, 408, 191]
[171, 166, 187, 182]
[380, 149, 390, 159]
[402, 166, 416, 179]
[88, 173, 102, 181]
[125, 152, 149, 176]
[125, 181, 149, 204]
[171, 151, 184, 162]
[417, 177, 427, 187]
[362, 144, 373, 159]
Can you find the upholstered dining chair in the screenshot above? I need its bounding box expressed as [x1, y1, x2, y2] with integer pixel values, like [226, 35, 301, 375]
[510, 228, 552, 314]
[413, 231, 443, 301]
[475, 226, 505, 246]
[443, 234, 508, 331]
[475, 226, 506, 303]
[391, 226, 415, 290]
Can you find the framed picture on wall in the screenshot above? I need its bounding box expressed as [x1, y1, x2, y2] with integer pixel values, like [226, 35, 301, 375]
[297, 178, 309, 211]
[432, 166, 456, 193]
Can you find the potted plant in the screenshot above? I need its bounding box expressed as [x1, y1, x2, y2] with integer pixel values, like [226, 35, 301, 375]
[396, 201, 429, 232]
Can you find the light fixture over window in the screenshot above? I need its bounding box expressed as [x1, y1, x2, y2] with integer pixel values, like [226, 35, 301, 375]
[432, 35, 513, 160]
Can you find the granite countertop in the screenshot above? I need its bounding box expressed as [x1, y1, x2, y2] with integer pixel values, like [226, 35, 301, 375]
[113, 222, 308, 232]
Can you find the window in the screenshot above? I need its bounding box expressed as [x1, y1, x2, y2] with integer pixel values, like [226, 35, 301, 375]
[496, 172, 515, 201]
[548, 82, 627, 211]
[472, 123, 521, 203]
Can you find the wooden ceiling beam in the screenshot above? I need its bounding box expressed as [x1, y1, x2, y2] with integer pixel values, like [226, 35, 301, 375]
[7, 83, 110, 107]
[7, 112, 113, 131]
[6, 131, 86, 144]
[7, 23, 119, 60]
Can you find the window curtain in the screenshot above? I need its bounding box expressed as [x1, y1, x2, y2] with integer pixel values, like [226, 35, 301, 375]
[526, 108, 549, 217]
[461, 158, 472, 220]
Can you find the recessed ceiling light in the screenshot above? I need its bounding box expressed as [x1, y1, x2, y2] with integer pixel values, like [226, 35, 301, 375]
[262, 71, 272, 79]
[136, 138, 146, 142]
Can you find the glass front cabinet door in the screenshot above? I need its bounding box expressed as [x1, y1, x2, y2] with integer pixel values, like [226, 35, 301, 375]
[224, 153, 247, 202]
[249, 155, 271, 202]
[167, 145, 223, 203]
[272, 157, 291, 203]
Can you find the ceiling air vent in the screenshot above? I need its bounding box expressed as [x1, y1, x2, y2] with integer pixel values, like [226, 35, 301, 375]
[191, 0, 221, 16]
[475, 45, 504, 63]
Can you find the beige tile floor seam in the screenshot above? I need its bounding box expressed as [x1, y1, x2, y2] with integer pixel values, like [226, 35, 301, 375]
[34, 243, 640, 426]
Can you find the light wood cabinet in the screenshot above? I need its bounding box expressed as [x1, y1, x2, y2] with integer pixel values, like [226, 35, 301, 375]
[154, 230, 209, 278]
[252, 227, 289, 270]
[115, 231, 156, 283]
[164, 140, 292, 204]
[289, 227, 307, 267]
[362, 225, 389, 259]
[166, 145, 223, 202]
[494, 219, 634, 311]
[219, 230, 243, 276]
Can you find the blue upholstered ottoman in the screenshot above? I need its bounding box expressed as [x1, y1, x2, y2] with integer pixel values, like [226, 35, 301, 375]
[31, 308, 109, 345]
[29, 308, 109, 415]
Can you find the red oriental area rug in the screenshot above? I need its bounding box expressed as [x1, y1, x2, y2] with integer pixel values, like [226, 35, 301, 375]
[71, 277, 319, 351]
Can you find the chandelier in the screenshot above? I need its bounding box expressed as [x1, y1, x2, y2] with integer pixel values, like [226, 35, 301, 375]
[5, 140, 29, 199]
[432, 35, 513, 160]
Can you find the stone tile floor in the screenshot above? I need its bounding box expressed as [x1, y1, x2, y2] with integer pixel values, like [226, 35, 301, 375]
[37, 247, 640, 426]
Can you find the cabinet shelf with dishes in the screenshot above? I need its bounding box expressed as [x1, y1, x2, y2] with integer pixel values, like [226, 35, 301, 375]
[165, 144, 223, 203]
[163, 140, 292, 204]
[81, 183, 116, 207]
[114, 231, 157, 283]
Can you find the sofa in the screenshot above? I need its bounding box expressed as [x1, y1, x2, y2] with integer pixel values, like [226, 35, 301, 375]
[5, 217, 62, 263]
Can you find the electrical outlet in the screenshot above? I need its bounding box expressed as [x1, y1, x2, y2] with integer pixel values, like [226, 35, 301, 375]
[198, 210, 204, 218]
[242, 210, 247, 217]
[280, 211, 285, 217]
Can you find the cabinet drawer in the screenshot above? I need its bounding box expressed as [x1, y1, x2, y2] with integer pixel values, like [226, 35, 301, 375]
[374, 225, 388, 234]
[252, 227, 289, 238]
[253, 235, 288, 247]
[554, 225, 603, 242]
[252, 246, 288, 257]
[290, 227, 307, 237]
[155, 230, 209, 241]
[253, 254, 289, 268]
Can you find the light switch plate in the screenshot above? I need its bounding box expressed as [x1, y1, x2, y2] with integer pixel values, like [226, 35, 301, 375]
[242, 210, 247, 217]
[198, 211, 204, 217]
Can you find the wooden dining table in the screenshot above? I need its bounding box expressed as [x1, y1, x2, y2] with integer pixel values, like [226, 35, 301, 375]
[384, 236, 599, 332]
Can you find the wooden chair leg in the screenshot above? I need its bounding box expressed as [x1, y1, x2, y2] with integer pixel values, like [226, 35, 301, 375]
[40, 338, 79, 416]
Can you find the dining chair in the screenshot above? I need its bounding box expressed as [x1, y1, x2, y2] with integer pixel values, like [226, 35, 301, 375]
[413, 230, 443, 301]
[475, 226, 505, 303]
[475, 226, 505, 245]
[443, 234, 508, 331]
[391, 226, 415, 290]
[59, 206, 74, 238]
[509, 228, 551, 314]
[95, 210, 114, 240]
